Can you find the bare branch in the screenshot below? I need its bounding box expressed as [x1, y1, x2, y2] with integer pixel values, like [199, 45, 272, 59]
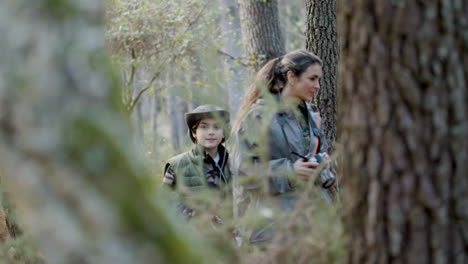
[183, 0, 211, 34]
[128, 71, 161, 112]
[217, 49, 248, 67]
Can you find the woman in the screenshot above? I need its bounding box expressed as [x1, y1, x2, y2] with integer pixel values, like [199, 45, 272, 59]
[231, 50, 336, 242]
[163, 104, 231, 219]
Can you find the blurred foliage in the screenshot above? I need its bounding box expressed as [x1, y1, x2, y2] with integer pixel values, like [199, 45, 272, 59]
[0, 0, 217, 263]
[0, 190, 41, 263]
[151, 164, 345, 264]
[0, 235, 44, 264]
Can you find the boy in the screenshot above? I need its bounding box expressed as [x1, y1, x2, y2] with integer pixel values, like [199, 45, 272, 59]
[163, 105, 231, 218]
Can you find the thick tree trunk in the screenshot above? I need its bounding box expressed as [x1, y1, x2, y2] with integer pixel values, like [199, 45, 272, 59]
[305, 0, 338, 149]
[0, 1, 214, 263]
[238, 0, 285, 74]
[219, 0, 245, 116]
[339, 1, 468, 263]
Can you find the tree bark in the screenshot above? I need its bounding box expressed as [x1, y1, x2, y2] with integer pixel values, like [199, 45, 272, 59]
[305, 0, 338, 149]
[0, 1, 214, 263]
[339, 1, 468, 263]
[238, 0, 285, 74]
[0, 203, 9, 241]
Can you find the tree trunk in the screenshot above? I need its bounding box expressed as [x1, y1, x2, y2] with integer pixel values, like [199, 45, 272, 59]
[167, 70, 190, 152]
[176, 96, 189, 147]
[0, 203, 9, 241]
[238, 0, 285, 74]
[305, 0, 338, 149]
[132, 87, 144, 149]
[219, 0, 245, 116]
[278, 0, 306, 50]
[189, 54, 202, 109]
[0, 1, 214, 263]
[151, 91, 159, 155]
[339, 1, 468, 263]
[168, 94, 181, 151]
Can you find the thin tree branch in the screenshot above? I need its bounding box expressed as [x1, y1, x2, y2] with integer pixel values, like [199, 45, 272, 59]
[183, 0, 211, 35]
[126, 1, 209, 113]
[128, 71, 161, 112]
[217, 49, 248, 67]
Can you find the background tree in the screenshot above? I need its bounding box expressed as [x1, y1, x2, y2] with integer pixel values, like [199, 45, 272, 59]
[219, 0, 245, 116]
[238, 0, 286, 74]
[0, 0, 216, 263]
[278, 0, 306, 51]
[305, 0, 338, 148]
[338, 1, 468, 263]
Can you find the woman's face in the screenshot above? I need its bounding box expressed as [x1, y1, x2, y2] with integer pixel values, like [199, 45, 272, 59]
[287, 64, 322, 102]
[192, 117, 224, 151]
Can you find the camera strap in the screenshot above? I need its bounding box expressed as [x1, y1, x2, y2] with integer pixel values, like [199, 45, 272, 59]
[276, 104, 322, 159]
[305, 104, 322, 155]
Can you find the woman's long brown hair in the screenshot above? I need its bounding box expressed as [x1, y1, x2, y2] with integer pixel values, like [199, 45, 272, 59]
[231, 50, 322, 133]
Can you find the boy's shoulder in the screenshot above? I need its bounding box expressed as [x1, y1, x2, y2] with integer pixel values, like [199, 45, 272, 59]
[168, 150, 192, 165]
[167, 147, 204, 167]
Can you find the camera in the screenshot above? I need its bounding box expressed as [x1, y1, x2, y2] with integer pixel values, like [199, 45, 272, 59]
[308, 153, 336, 189]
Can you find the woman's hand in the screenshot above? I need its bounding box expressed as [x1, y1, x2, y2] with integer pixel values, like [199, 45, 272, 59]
[293, 158, 319, 181]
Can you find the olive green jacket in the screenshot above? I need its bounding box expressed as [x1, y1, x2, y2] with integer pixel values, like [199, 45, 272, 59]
[165, 144, 231, 191]
[163, 145, 231, 217]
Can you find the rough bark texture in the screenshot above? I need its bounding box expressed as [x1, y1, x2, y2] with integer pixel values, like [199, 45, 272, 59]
[305, 0, 338, 149]
[238, 0, 285, 74]
[0, 204, 9, 241]
[339, 1, 468, 263]
[0, 1, 213, 263]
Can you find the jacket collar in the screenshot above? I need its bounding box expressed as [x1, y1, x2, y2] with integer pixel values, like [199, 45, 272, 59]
[191, 144, 229, 168]
[276, 100, 308, 120]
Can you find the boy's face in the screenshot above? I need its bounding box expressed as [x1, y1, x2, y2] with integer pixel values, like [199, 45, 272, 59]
[192, 117, 224, 151]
